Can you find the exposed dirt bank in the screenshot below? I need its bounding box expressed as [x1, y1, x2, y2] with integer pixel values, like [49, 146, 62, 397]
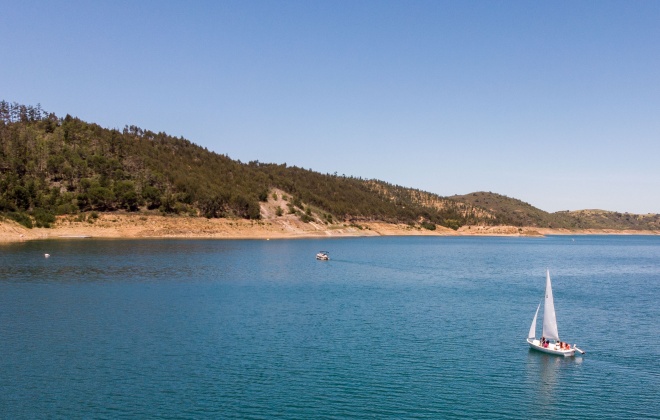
[1, 213, 657, 243]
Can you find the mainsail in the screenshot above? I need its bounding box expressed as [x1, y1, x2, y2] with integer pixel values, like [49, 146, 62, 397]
[541, 269, 560, 341]
[528, 303, 540, 339]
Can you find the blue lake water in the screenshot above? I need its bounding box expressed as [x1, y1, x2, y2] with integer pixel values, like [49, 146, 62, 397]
[1, 236, 658, 418]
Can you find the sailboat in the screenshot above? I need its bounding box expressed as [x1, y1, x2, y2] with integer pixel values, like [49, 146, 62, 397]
[527, 270, 585, 356]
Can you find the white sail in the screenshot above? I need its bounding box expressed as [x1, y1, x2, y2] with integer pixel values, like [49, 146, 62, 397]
[542, 269, 560, 341]
[528, 303, 540, 339]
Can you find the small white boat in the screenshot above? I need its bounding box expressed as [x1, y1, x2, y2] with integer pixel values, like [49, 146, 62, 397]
[316, 251, 329, 261]
[527, 270, 585, 356]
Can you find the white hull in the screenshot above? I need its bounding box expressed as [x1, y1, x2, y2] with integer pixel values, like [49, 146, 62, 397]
[527, 338, 575, 357]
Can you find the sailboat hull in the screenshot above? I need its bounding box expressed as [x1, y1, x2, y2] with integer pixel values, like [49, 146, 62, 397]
[527, 338, 575, 357]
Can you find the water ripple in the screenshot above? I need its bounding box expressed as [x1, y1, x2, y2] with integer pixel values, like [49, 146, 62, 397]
[0, 236, 658, 418]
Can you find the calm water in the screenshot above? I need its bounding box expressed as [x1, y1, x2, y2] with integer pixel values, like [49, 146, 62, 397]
[1, 236, 658, 418]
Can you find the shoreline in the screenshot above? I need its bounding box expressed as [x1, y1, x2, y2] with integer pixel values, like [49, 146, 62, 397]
[1, 213, 658, 243]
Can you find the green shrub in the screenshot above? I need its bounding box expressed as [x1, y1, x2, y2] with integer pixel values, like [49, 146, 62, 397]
[443, 219, 462, 230]
[56, 203, 78, 215]
[142, 186, 162, 209]
[421, 221, 436, 231]
[300, 213, 313, 223]
[32, 209, 56, 228]
[6, 212, 33, 229]
[113, 181, 139, 211]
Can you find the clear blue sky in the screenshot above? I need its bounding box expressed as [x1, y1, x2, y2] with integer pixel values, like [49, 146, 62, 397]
[2, 1, 659, 214]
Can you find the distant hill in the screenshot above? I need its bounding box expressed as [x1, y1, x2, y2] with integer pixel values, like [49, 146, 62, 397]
[1, 101, 658, 231]
[559, 209, 660, 230]
[451, 192, 660, 230]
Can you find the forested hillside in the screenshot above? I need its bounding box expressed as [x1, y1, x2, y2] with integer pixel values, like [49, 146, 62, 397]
[0, 101, 483, 229]
[452, 192, 579, 228]
[2, 101, 658, 231]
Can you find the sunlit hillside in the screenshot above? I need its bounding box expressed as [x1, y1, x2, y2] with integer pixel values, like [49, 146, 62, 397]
[1, 101, 658, 231]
